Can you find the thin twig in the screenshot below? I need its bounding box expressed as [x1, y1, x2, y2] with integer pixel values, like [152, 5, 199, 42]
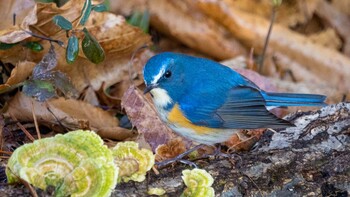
[6, 164, 39, 197]
[8, 112, 35, 142]
[46, 104, 69, 132]
[0, 150, 12, 155]
[31, 99, 41, 139]
[259, 5, 277, 73]
[23, 29, 64, 47]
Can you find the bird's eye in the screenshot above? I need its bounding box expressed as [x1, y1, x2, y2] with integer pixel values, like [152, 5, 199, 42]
[164, 71, 172, 78]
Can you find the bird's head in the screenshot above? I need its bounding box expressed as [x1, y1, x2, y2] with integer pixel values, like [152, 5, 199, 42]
[143, 52, 187, 109]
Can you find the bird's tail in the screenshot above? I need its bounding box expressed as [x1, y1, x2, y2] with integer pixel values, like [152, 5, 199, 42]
[262, 92, 327, 107]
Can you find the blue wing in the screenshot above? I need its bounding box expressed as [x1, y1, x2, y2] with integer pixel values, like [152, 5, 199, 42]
[179, 85, 292, 129]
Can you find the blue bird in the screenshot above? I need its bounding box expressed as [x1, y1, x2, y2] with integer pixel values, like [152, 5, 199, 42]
[143, 52, 326, 145]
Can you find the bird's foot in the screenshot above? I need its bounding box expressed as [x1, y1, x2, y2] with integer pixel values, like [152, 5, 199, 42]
[155, 144, 204, 168]
[196, 145, 232, 160]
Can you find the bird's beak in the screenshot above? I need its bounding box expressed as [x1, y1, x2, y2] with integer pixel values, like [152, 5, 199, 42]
[143, 84, 158, 94]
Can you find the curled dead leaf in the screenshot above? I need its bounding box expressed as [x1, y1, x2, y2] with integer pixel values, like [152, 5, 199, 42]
[0, 0, 37, 43]
[121, 86, 177, 151]
[4, 92, 135, 140]
[222, 130, 262, 152]
[34, 0, 84, 37]
[155, 137, 187, 162]
[0, 61, 36, 92]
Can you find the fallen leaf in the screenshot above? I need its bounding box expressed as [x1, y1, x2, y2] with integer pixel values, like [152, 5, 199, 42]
[329, 0, 350, 16]
[34, 0, 84, 37]
[308, 29, 341, 50]
[222, 0, 320, 28]
[155, 137, 187, 162]
[222, 130, 262, 152]
[197, 0, 350, 91]
[0, 61, 36, 91]
[315, 0, 350, 56]
[121, 86, 177, 151]
[0, 0, 37, 43]
[110, 0, 246, 60]
[4, 92, 135, 140]
[83, 12, 151, 56]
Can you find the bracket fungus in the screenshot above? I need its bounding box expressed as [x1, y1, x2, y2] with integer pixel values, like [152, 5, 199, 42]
[6, 130, 118, 197]
[181, 169, 215, 197]
[112, 141, 155, 183]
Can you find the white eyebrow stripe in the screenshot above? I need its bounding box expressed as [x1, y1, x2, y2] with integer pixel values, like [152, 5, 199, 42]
[151, 65, 166, 84]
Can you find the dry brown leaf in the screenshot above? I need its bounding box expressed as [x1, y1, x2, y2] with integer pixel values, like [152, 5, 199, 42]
[34, 0, 84, 37]
[330, 0, 350, 16]
[121, 86, 177, 151]
[272, 52, 324, 84]
[85, 13, 151, 55]
[0, 61, 36, 91]
[222, 0, 320, 28]
[223, 130, 262, 152]
[197, 0, 350, 91]
[0, 0, 37, 43]
[308, 28, 341, 50]
[110, 0, 246, 60]
[155, 137, 187, 162]
[4, 92, 135, 140]
[0, 0, 84, 64]
[315, 0, 350, 56]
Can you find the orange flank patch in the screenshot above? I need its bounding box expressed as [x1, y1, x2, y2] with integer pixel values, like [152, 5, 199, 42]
[167, 104, 213, 134]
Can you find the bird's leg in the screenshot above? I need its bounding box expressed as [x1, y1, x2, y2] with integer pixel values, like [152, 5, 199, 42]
[155, 144, 205, 168]
[199, 144, 232, 159]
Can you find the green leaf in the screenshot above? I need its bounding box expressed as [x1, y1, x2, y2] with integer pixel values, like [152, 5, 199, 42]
[0, 42, 18, 50]
[79, 0, 92, 25]
[23, 42, 43, 52]
[82, 28, 105, 64]
[127, 11, 150, 33]
[127, 12, 142, 27]
[139, 10, 150, 33]
[66, 35, 79, 64]
[92, 4, 108, 12]
[22, 79, 56, 102]
[272, 0, 282, 6]
[53, 15, 72, 30]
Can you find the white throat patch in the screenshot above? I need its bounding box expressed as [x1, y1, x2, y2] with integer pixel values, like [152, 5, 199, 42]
[150, 87, 172, 121]
[150, 88, 172, 108]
